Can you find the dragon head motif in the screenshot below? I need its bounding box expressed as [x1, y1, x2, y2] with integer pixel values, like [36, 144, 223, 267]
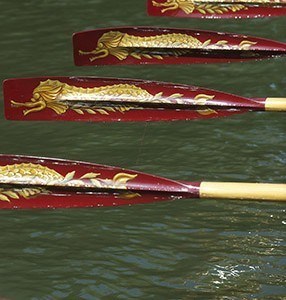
[152, 0, 195, 14]
[79, 31, 129, 61]
[11, 79, 69, 115]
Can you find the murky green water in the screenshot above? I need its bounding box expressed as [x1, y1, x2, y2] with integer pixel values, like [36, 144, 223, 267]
[0, 0, 285, 299]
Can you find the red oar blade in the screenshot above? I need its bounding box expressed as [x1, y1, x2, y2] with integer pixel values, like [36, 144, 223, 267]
[147, 0, 286, 19]
[3, 76, 269, 122]
[73, 27, 286, 66]
[1, 155, 285, 209]
[0, 154, 199, 209]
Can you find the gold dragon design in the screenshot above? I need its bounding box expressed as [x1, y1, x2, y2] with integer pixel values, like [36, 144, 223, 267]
[10, 79, 219, 116]
[10, 79, 186, 116]
[78, 31, 257, 62]
[151, 0, 285, 15]
[0, 162, 137, 202]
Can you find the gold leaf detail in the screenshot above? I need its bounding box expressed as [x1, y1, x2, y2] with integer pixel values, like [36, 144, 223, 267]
[194, 94, 215, 105]
[80, 173, 101, 179]
[85, 109, 97, 114]
[113, 173, 138, 186]
[168, 93, 184, 99]
[2, 190, 19, 199]
[130, 53, 142, 60]
[154, 92, 163, 99]
[142, 54, 153, 59]
[63, 171, 75, 181]
[117, 192, 141, 199]
[104, 107, 116, 112]
[0, 194, 10, 202]
[202, 39, 211, 48]
[230, 5, 247, 13]
[96, 109, 110, 115]
[0, 187, 45, 202]
[73, 108, 85, 114]
[117, 106, 134, 113]
[17, 188, 44, 198]
[239, 40, 257, 50]
[153, 55, 163, 60]
[197, 109, 218, 116]
[194, 94, 217, 115]
[215, 40, 229, 46]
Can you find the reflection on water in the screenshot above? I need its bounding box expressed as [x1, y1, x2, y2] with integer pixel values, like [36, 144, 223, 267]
[0, 202, 285, 299]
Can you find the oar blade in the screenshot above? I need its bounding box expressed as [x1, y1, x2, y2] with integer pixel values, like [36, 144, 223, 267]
[147, 0, 286, 19]
[73, 27, 286, 66]
[0, 154, 198, 209]
[0, 155, 198, 195]
[1, 154, 285, 209]
[3, 76, 264, 122]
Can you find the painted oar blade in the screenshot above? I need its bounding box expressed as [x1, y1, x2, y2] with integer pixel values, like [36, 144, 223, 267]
[1, 154, 285, 209]
[3, 77, 262, 122]
[73, 27, 286, 66]
[0, 154, 199, 209]
[0, 155, 198, 194]
[147, 0, 286, 19]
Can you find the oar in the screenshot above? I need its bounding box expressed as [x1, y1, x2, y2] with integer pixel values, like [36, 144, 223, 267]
[73, 27, 286, 66]
[3, 77, 286, 122]
[147, 0, 286, 19]
[0, 154, 285, 209]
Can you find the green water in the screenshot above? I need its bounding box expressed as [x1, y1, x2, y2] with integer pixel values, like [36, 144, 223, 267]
[0, 0, 285, 299]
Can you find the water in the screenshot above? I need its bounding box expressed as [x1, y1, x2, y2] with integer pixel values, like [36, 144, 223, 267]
[0, 0, 285, 299]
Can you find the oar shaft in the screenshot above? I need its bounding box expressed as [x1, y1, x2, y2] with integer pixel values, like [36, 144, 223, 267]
[200, 182, 286, 201]
[264, 98, 286, 111]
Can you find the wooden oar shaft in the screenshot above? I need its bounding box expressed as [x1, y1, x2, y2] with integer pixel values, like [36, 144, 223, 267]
[265, 98, 286, 111]
[254, 97, 286, 111]
[200, 182, 286, 201]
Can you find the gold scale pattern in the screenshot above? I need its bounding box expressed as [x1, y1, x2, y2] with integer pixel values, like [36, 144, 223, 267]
[79, 31, 257, 62]
[0, 163, 137, 202]
[11, 79, 218, 116]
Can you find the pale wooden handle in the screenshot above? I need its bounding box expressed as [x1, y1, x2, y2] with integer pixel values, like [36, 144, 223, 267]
[265, 98, 286, 111]
[200, 182, 286, 201]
